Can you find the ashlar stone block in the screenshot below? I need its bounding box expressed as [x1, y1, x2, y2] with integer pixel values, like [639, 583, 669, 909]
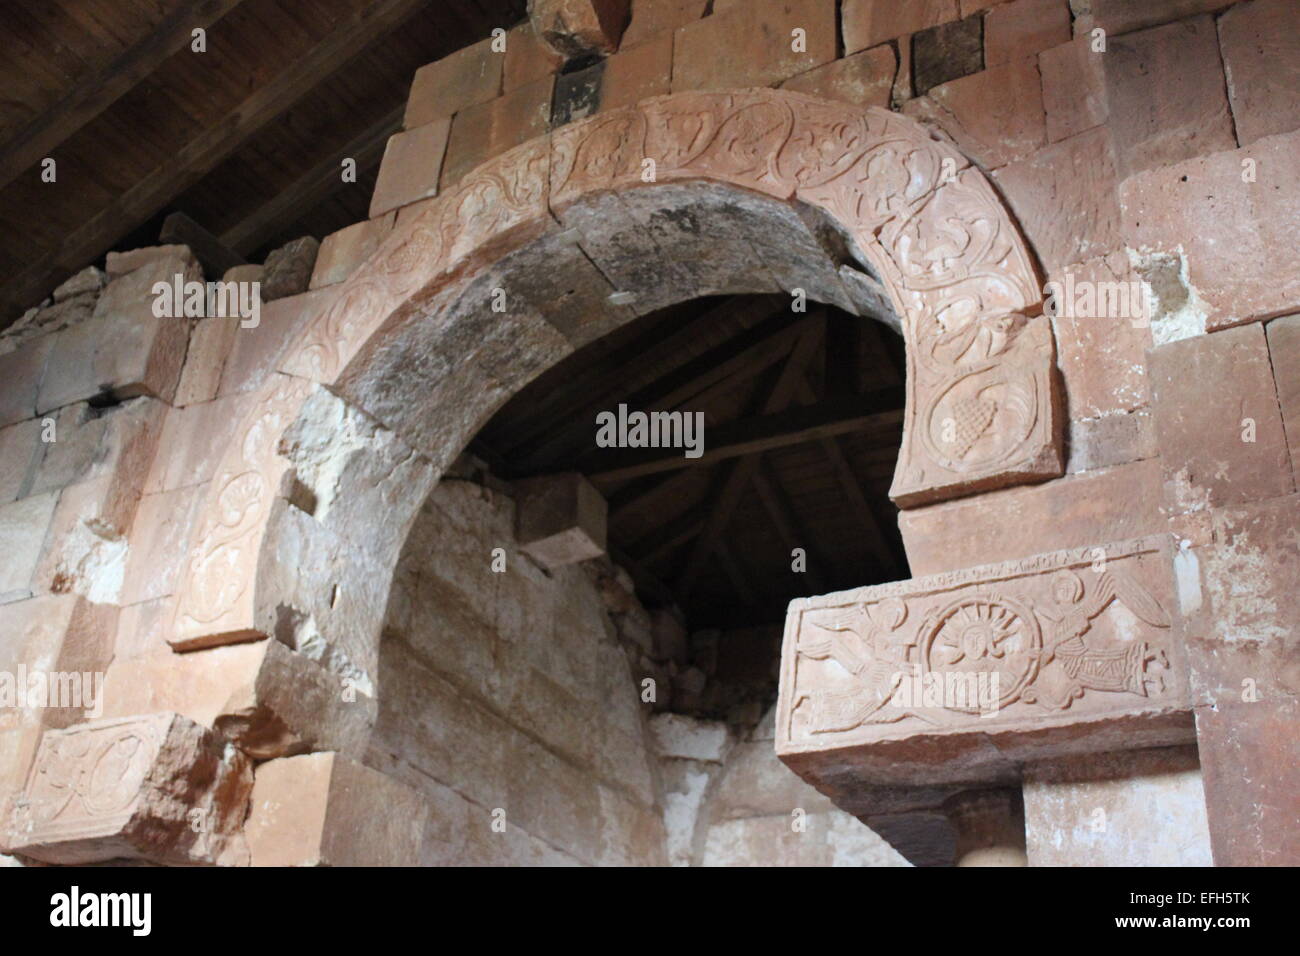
[777, 536, 1192, 798]
[4, 713, 252, 866]
[514, 472, 607, 569]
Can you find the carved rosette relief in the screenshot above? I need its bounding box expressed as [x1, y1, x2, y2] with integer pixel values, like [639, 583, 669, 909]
[776, 537, 1189, 779]
[169, 89, 1060, 652]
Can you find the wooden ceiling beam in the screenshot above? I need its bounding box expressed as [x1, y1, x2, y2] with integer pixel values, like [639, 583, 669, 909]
[752, 461, 829, 596]
[0, 0, 248, 192]
[219, 104, 404, 255]
[674, 318, 825, 603]
[0, 0, 441, 317]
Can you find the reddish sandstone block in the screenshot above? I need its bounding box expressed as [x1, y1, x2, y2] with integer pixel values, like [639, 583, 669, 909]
[245, 752, 429, 866]
[671, 0, 837, 92]
[119, 483, 206, 606]
[961, 0, 1005, 12]
[503, 21, 565, 92]
[781, 44, 897, 109]
[1266, 314, 1300, 480]
[531, 0, 632, 59]
[1048, 252, 1152, 418]
[1085, 0, 1244, 35]
[899, 458, 1166, 575]
[598, 30, 673, 112]
[174, 315, 238, 407]
[309, 212, 396, 290]
[903, 56, 1046, 168]
[440, 78, 553, 189]
[992, 126, 1124, 273]
[1217, 0, 1300, 146]
[369, 119, 453, 218]
[1101, 16, 1236, 179]
[1039, 35, 1107, 142]
[984, 0, 1070, 65]
[220, 288, 331, 397]
[1149, 322, 1293, 513]
[1066, 408, 1158, 474]
[1119, 129, 1300, 331]
[623, 0, 709, 46]
[5, 713, 252, 866]
[843, 0, 959, 53]
[405, 37, 503, 130]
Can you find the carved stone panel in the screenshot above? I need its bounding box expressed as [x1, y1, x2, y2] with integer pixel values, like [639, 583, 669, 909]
[776, 536, 1192, 795]
[5, 713, 252, 865]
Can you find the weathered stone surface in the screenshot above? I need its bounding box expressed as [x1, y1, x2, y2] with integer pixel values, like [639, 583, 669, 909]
[0, 493, 58, 602]
[911, 15, 985, 95]
[0, 336, 53, 428]
[514, 472, 607, 568]
[530, 0, 632, 59]
[369, 119, 453, 219]
[504, 20, 565, 92]
[405, 37, 503, 129]
[4, 713, 252, 866]
[119, 484, 206, 605]
[1082, 0, 1244, 35]
[899, 458, 1166, 576]
[1047, 253, 1152, 419]
[778, 536, 1192, 795]
[245, 752, 429, 866]
[174, 315, 239, 407]
[144, 392, 256, 494]
[671, 0, 837, 91]
[1101, 16, 1236, 179]
[0, 594, 116, 734]
[0, 419, 41, 505]
[440, 78, 552, 189]
[1039, 35, 1107, 142]
[992, 125, 1123, 274]
[1066, 408, 1158, 474]
[52, 266, 106, 303]
[1266, 314, 1300, 480]
[37, 247, 198, 412]
[1024, 745, 1212, 865]
[623, 0, 707, 46]
[1217, 0, 1300, 146]
[984, 0, 1070, 65]
[781, 44, 897, 110]
[219, 288, 328, 397]
[843, 0, 959, 53]
[903, 56, 1046, 168]
[310, 213, 396, 290]
[1148, 322, 1293, 514]
[1120, 129, 1300, 331]
[594, 29, 672, 114]
[648, 713, 729, 761]
[260, 237, 320, 302]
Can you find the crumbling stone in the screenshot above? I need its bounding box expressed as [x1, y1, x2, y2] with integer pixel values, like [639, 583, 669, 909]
[911, 15, 984, 95]
[513, 471, 608, 569]
[260, 237, 320, 302]
[530, 0, 632, 60]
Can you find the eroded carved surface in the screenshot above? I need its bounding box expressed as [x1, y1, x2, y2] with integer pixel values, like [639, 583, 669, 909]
[7, 713, 252, 865]
[170, 89, 1058, 659]
[777, 536, 1193, 791]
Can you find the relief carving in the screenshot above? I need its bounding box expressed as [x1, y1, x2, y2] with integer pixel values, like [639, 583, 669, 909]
[171, 89, 1060, 652]
[777, 536, 1188, 777]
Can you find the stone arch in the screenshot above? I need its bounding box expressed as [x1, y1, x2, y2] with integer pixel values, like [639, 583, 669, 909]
[165, 90, 1060, 713]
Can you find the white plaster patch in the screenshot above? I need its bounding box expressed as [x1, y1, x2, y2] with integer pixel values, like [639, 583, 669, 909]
[1127, 247, 1210, 346]
[1174, 542, 1202, 616]
[54, 519, 127, 604]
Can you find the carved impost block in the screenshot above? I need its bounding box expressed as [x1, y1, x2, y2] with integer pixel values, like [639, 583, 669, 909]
[776, 536, 1192, 800]
[5, 713, 253, 865]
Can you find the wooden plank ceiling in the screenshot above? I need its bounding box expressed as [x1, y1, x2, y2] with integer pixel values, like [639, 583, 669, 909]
[0, 0, 527, 327]
[474, 296, 911, 629]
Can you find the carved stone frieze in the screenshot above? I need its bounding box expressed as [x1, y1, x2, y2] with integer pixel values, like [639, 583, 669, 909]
[776, 536, 1193, 792]
[169, 89, 1060, 658]
[5, 713, 252, 865]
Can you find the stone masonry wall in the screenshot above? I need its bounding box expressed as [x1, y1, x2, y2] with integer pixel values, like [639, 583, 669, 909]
[0, 0, 1297, 865]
